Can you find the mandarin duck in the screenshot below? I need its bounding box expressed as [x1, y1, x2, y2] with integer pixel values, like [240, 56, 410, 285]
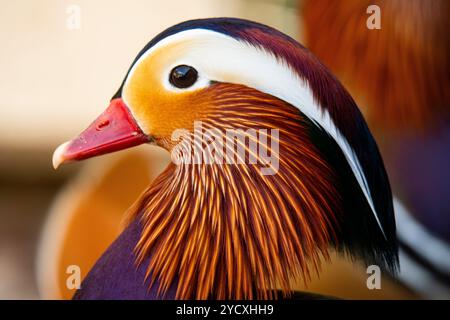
[52, 18, 398, 300]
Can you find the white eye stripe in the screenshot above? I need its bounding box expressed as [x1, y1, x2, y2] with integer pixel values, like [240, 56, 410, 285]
[124, 28, 385, 237]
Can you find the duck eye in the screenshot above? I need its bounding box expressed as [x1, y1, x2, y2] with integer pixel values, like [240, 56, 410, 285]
[169, 65, 198, 88]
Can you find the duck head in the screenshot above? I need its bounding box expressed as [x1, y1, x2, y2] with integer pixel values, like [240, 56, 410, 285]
[53, 18, 398, 299]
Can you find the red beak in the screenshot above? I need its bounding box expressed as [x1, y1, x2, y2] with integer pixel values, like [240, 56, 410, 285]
[52, 98, 149, 169]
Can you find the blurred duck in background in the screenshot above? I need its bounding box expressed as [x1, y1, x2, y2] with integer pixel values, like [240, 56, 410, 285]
[303, 0, 450, 298]
[41, 17, 403, 300]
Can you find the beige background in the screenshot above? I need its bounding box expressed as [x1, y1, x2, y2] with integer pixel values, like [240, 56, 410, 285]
[0, 0, 299, 149]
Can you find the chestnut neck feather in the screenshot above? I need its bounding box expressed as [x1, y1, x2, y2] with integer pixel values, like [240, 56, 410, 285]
[128, 84, 341, 299]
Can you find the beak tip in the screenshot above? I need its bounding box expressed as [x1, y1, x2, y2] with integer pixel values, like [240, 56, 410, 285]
[51, 99, 146, 169]
[52, 141, 70, 170]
